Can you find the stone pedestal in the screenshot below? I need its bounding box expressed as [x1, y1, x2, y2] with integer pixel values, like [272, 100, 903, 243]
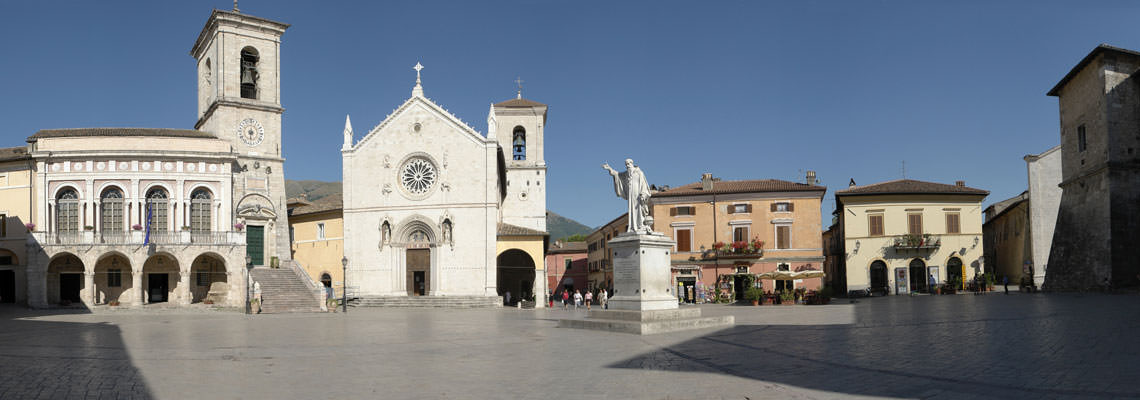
[558, 232, 734, 335]
[607, 232, 678, 311]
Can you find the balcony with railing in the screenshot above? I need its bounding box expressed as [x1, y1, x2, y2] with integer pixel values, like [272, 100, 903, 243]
[892, 234, 941, 251]
[32, 230, 246, 247]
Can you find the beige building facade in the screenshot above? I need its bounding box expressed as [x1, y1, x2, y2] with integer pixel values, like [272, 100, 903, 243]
[651, 174, 826, 301]
[833, 179, 988, 295]
[288, 194, 344, 297]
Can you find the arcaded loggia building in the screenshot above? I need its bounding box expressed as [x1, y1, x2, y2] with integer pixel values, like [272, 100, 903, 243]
[2, 9, 296, 308]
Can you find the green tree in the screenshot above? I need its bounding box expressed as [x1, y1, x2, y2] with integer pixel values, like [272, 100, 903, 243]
[562, 234, 588, 242]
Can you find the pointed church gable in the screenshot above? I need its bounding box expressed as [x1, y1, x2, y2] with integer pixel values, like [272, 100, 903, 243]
[351, 96, 490, 152]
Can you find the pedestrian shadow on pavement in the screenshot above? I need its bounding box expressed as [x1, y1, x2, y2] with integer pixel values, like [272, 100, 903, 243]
[0, 305, 153, 398]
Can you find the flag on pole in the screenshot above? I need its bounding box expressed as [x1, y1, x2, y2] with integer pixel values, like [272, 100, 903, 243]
[143, 202, 152, 245]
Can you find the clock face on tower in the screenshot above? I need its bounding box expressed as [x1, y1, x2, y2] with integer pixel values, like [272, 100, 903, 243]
[237, 118, 265, 146]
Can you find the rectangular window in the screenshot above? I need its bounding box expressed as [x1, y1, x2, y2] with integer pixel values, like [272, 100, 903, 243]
[564, 258, 572, 271]
[729, 204, 751, 214]
[946, 213, 961, 234]
[733, 226, 749, 242]
[317, 223, 326, 240]
[771, 202, 793, 212]
[0, 213, 6, 237]
[675, 228, 692, 252]
[908, 213, 923, 235]
[868, 214, 884, 236]
[289, 226, 295, 244]
[0, 256, 12, 265]
[1077, 124, 1087, 152]
[107, 269, 122, 287]
[776, 225, 790, 249]
[671, 206, 696, 216]
[196, 271, 210, 287]
[146, 200, 168, 233]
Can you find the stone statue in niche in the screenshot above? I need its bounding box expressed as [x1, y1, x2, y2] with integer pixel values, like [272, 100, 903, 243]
[380, 221, 391, 246]
[442, 220, 452, 244]
[603, 158, 653, 234]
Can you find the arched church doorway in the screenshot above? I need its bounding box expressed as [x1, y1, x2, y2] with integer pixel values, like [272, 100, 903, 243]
[497, 249, 535, 306]
[402, 225, 434, 297]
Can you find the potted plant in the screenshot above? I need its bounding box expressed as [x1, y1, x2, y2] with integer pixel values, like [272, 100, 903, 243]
[234, 222, 245, 231]
[984, 273, 996, 291]
[108, 300, 120, 307]
[744, 287, 763, 306]
[84, 225, 95, 231]
[933, 284, 942, 295]
[24, 222, 35, 231]
[203, 299, 214, 305]
[779, 290, 795, 305]
[131, 224, 143, 231]
[181, 226, 191, 231]
[271, 256, 280, 268]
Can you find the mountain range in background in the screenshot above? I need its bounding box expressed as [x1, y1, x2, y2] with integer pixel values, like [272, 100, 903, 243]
[285, 179, 593, 241]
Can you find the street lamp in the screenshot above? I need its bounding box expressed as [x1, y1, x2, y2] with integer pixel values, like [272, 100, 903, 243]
[245, 255, 252, 314]
[341, 256, 348, 313]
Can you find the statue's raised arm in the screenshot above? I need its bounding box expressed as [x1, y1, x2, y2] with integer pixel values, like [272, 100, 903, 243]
[602, 158, 654, 234]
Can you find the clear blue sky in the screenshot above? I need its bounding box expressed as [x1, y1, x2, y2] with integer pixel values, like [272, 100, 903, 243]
[2, 1, 1137, 228]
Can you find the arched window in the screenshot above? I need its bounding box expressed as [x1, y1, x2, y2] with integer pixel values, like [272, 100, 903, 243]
[100, 187, 124, 232]
[512, 126, 526, 160]
[203, 58, 212, 87]
[240, 47, 259, 99]
[321, 273, 332, 288]
[190, 189, 212, 233]
[56, 188, 79, 233]
[145, 188, 169, 232]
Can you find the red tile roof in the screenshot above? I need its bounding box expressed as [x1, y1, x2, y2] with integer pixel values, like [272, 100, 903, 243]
[288, 194, 343, 216]
[836, 179, 988, 196]
[653, 179, 825, 197]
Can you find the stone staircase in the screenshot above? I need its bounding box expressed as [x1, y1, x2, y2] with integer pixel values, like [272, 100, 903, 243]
[352, 295, 502, 308]
[250, 267, 324, 313]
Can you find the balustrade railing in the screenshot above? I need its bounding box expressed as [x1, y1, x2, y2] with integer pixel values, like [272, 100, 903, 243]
[32, 231, 245, 246]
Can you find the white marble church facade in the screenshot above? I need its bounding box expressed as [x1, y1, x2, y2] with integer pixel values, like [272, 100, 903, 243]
[341, 68, 548, 303]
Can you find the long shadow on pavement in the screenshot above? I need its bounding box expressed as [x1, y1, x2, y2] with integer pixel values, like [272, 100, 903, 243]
[607, 294, 1140, 399]
[0, 304, 153, 399]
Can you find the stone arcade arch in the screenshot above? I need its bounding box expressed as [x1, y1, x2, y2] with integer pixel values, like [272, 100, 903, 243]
[497, 249, 535, 305]
[189, 253, 228, 304]
[142, 253, 179, 304]
[47, 253, 84, 305]
[93, 252, 131, 305]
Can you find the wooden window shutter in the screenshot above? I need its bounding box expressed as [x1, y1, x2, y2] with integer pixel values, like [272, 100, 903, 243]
[771, 203, 778, 212]
[745, 204, 753, 213]
[727, 205, 735, 214]
[688, 206, 695, 215]
[946, 213, 960, 234]
[676, 229, 691, 252]
[670, 207, 677, 216]
[788, 203, 794, 212]
[777, 226, 790, 249]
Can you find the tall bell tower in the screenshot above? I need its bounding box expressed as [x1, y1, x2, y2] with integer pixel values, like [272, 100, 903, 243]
[489, 89, 548, 233]
[191, 9, 291, 265]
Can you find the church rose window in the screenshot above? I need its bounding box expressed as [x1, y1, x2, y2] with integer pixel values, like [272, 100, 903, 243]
[400, 158, 437, 195]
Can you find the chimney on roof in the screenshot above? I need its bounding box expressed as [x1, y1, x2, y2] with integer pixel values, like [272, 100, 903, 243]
[848, 178, 856, 188]
[701, 173, 714, 191]
[805, 170, 817, 185]
[956, 180, 965, 187]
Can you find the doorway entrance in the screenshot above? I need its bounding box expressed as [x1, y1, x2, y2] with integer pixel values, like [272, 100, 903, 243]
[677, 277, 696, 303]
[496, 249, 536, 305]
[406, 249, 429, 296]
[869, 260, 888, 295]
[246, 225, 264, 266]
[909, 259, 928, 293]
[947, 257, 963, 290]
[60, 273, 81, 303]
[148, 273, 169, 303]
[0, 270, 14, 303]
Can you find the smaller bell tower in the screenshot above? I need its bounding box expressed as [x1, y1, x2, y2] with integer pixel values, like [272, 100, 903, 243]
[191, 9, 292, 265]
[490, 88, 548, 233]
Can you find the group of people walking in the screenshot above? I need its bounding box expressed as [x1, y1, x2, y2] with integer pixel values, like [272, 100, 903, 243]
[550, 288, 608, 310]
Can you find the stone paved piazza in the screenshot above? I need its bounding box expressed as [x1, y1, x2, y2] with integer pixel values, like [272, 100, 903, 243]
[0, 294, 1137, 399]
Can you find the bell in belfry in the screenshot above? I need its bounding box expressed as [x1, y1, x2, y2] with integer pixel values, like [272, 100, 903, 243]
[241, 67, 257, 85]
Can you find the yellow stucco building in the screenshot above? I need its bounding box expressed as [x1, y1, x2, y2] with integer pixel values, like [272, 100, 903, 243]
[288, 195, 344, 296]
[0, 147, 34, 304]
[833, 179, 988, 295]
